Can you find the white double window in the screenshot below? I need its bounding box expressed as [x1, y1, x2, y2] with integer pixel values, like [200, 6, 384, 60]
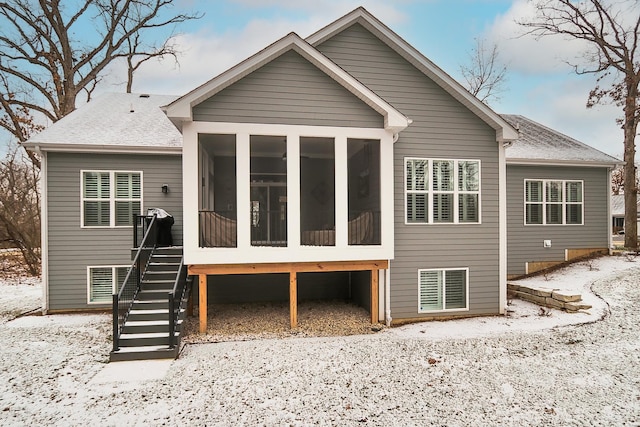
[87, 266, 128, 304]
[418, 268, 469, 312]
[81, 171, 142, 227]
[525, 180, 583, 225]
[405, 158, 480, 224]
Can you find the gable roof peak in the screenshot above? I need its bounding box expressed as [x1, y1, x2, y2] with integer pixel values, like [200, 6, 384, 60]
[307, 7, 518, 143]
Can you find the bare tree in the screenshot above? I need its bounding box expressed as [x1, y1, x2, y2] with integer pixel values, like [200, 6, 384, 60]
[460, 38, 508, 105]
[0, 0, 201, 165]
[519, 0, 640, 248]
[611, 165, 625, 195]
[0, 143, 40, 275]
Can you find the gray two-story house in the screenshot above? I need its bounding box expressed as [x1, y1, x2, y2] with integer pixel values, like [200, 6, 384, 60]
[24, 7, 618, 360]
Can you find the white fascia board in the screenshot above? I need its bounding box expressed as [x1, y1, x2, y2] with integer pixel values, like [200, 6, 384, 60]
[307, 8, 517, 142]
[23, 143, 182, 155]
[166, 32, 409, 133]
[506, 158, 620, 168]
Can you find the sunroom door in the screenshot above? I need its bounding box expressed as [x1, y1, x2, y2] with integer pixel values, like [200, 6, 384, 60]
[250, 183, 287, 246]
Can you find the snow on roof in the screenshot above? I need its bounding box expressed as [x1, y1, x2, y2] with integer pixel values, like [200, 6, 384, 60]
[25, 93, 182, 150]
[611, 194, 640, 217]
[502, 114, 619, 166]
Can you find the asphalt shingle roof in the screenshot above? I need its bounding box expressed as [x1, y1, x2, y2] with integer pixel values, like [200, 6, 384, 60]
[26, 93, 181, 149]
[502, 114, 619, 165]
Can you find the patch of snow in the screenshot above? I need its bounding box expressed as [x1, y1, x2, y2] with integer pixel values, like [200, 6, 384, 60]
[0, 255, 639, 425]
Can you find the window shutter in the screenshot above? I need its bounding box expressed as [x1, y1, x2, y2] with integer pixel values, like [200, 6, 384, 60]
[89, 268, 113, 303]
[419, 270, 443, 311]
[526, 181, 542, 202]
[566, 182, 582, 202]
[433, 161, 453, 191]
[406, 159, 428, 191]
[458, 161, 479, 191]
[445, 270, 466, 309]
[458, 194, 478, 222]
[433, 194, 453, 222]
[407, 194, 427, 223]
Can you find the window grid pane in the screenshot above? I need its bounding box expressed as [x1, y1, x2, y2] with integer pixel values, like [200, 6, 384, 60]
[445, 270, 466, 309]
[433, 194, 453, 223]
[407, 194, 427, 223]
[419, 270, 443, 311]
[89, 267, 113, 303]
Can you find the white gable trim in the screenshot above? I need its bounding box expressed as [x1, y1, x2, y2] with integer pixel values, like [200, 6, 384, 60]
[307, 7, 518, 142]
[165, 33, 409, 133]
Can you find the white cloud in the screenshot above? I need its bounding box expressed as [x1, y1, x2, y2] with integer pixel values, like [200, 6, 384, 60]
[486, 0, 590, 75]
[97, 0, 410, 96]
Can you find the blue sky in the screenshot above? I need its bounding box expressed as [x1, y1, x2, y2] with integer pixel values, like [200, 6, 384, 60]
[16, 0, 628, 157]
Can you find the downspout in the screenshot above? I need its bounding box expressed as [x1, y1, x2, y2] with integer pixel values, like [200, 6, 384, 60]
[385, 266, 391, 326]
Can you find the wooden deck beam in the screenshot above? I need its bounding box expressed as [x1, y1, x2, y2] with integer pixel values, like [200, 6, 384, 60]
[289, 272, 297, 329]
[371, 269, 379, 324]
[188, 260, 388, 276]
[199, 274, 207, 334]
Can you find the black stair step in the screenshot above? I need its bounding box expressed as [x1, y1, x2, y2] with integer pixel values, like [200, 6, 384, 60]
[131, 299, 170, 310]
[128, 308, 170, 321]
[122, 319, 183, 334]
[110, 346, 179, 362]
[118, 331, 180, 347]
[137, 289, 171, 300]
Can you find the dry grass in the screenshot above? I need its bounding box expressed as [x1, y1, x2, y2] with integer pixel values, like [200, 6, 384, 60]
[0, 249, 33, 281]
[183, 299, 384, 343]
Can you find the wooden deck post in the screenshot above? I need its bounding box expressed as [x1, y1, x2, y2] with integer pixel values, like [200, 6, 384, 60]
[371, 269, 379, 324]
[289, 271, 297, 328]
[199, 274, 207, 333]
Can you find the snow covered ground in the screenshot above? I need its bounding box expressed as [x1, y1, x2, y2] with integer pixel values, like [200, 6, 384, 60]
[1, 255, 640, 425]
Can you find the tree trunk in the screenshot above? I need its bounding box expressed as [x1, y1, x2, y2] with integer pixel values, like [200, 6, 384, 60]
[623, 80, 639, 248]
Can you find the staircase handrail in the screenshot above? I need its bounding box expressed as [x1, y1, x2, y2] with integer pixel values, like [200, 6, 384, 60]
[168, 256, 189, 349]
[112, 214, 158, 352]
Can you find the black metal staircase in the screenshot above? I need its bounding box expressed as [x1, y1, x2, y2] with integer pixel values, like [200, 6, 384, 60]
[110, 215, 191, 362]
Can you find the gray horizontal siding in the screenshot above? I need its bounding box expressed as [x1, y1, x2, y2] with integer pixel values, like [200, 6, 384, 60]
[193, 50, 383, 128]
[318, 23, 501, 320]
[506, 164, 610, 276]
[46, 152, 183, 311]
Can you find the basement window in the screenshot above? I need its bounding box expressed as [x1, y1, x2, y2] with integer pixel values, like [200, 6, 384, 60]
[418, 268, 469, 312]
[87, 266, 128, 304]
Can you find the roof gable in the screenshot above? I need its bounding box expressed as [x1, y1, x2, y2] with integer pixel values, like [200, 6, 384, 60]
[165, 32, 409, 133]
[307, 7, 518, 142]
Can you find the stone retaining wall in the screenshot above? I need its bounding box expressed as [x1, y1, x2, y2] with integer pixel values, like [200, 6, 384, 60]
[507, 283, 592, 312]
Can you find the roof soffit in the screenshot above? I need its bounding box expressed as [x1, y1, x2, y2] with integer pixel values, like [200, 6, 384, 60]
[165, 32, 409, 133]
[307, 7, 518, 142]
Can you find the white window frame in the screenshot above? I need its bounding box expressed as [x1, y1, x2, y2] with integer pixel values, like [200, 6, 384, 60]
[86, 265, 129, 304]
[417, 267, 470, 313]
[404, 158, 481, 225]
[81, 170, 143, 228]
[524, 179, 584, 226]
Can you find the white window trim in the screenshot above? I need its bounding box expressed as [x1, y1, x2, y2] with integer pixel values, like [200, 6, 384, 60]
[523, 179, 584, 226]
[404, 158, 482, 225]
[80, 170, 144, 228]
[86, 265, 129, 305]
[417, 267, 470, 313]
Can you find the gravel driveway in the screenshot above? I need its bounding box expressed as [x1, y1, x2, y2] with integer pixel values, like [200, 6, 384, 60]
[0, 260, 639, 426]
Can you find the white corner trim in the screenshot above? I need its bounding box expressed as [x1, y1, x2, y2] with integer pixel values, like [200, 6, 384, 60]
[499, 141, 507, 314]
[39, 150, 49, 313]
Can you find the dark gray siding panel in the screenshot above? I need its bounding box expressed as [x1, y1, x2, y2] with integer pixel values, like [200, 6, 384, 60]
[46, 152, 183, 310]
[506, 165, 610, 276]
[318, 24, 501, 320]
[193, 50, 383, 128]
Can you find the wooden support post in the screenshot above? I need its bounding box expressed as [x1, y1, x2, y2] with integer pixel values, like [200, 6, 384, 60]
[289, 271, 297, 329]
[199, 274, 207, 333]
[371, 269, 379, 324]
